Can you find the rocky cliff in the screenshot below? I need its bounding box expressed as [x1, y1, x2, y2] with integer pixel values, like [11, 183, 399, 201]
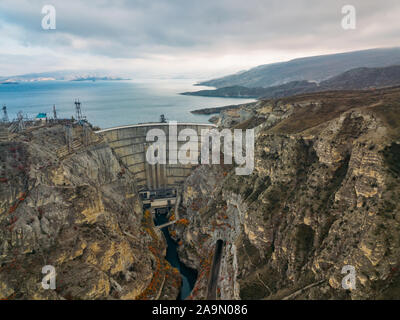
[173, 87, 400, 300]
[0, 124, 180, 300]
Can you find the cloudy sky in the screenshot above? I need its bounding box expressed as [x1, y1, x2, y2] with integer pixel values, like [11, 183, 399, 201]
[1, 0, 399, 79]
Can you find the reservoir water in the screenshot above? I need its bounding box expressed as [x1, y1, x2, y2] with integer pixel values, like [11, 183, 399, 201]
[0, 79, 255, 129]
[154, 213, 197, 300]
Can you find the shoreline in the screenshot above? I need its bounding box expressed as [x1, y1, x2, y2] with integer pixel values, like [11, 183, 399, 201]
[190, 101, 257, 115]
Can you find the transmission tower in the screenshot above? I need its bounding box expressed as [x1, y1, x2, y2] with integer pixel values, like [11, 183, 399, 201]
[17, 111, 25, 131]
[75, 99, 86, 122]
[53, 105, 57, 120]
[74, 99, 83, 121]
[2, 105, 9, 122]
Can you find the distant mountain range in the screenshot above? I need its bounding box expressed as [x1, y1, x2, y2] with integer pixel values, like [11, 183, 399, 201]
[0, 70, 129, 83]
[183, 65, 400, 100]
[197, 47, 400, 88]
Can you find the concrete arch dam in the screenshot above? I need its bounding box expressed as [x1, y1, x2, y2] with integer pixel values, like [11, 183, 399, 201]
[96, 122, 216, 191]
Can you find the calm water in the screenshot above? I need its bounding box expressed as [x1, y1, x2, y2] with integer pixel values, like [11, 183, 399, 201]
[154, 213, 198, 300]
[0, 80, 255, 129]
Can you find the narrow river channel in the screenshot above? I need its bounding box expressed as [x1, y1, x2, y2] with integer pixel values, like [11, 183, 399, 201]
[154, 213, 198, 300]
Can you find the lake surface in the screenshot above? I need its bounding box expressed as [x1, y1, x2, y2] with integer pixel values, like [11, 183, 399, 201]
[154, 213, 198, 300]
[0, 80, 255, 129]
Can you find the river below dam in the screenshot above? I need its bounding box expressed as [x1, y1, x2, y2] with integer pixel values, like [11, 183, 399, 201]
[154, 213, 198, 300]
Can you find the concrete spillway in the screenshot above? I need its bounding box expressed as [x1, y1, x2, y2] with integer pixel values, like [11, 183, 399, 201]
[96, 122, 216, 191]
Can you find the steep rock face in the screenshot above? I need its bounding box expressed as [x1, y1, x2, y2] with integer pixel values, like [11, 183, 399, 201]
[0, 125, 180, 300]
[176, 89, 400, 300]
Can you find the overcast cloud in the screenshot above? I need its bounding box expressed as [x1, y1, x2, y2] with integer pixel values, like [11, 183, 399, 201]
[0, 0, 399, 78]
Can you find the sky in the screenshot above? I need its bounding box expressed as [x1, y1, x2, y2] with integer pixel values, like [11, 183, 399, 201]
[0, 0, 400, 79]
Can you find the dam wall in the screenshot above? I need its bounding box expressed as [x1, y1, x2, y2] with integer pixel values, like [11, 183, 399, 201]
[96, 122, 216, 191]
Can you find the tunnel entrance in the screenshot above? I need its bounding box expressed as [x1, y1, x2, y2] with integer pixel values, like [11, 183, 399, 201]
[207, 239, 225, 300]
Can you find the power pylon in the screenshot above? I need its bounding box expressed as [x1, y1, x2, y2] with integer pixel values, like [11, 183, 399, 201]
[53, 105, 57, 120]
[2, 105, 9, 122]
[74, 99, 85, 121]
[17, 111, 25, 131]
